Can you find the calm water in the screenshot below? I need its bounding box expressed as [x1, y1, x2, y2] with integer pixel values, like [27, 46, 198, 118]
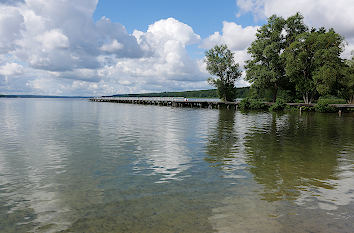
[0, 98, 354, 233]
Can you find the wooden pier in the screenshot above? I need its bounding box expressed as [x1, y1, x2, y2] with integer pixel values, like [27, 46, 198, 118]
[89, 97, 238, 109]
[89, 97, 354, 112]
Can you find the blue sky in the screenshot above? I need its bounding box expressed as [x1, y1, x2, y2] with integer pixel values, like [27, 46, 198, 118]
[0, 0, 353, 96]
[93, 0, 264, 61]
[93, 0, 262, 38]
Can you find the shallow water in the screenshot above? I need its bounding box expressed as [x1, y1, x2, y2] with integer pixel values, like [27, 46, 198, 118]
[0, 98, 353, 233]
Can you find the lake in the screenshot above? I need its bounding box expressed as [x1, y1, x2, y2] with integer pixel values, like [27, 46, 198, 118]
[0, 98, 353, 233]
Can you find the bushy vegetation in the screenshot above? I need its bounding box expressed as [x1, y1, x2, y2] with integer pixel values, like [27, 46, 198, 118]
[270, 99, 287, 111]
[300, 106, 315, 112]
[316, 96, 346, 104]
[315, 99, 337, 113]
[239, 98, 268, 111]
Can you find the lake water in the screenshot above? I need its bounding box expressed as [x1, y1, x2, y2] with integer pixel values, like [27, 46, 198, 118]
[0, 98, 353, 233]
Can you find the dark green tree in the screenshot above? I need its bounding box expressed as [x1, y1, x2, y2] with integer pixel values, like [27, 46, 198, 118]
[205, 44, 242, 102]
[283, 28, 345, 103]
[245, 13, 307, 102]
[339, 54, 354, 104]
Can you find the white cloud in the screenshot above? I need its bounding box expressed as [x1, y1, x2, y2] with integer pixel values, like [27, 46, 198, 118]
[202, 21, 258, 52]
[236, 0, 265, 19]
[236, 0, 354, 57]
[100, 18, 207, 91]
[0, 62, 24, 76]
[0, 1, 212, 95]
[0, 5, 24, 53]
[3, 0, 352, 96]
[36, 29, 69, 50]
[201, 22, 258, 86]
[100, 40, 124, 52]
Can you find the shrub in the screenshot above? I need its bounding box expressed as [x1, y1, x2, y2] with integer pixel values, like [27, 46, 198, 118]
[270, 98, 287, 111]
[315, 99, 337, 113]
[238, 98, 250, 111]
[300, 106, 315, 112]
[239, 98, 268, 111]
[316, 97, 346, 104]
[249, 99, 268, 110]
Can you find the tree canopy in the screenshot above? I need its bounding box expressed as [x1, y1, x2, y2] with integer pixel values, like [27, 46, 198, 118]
[283, 28, 345, 103]
[245, 12, 350, 104]
[245, 13, 308, 102]
[339, 54, 354, 104]
[205, 44, 242, 101]
[204, 13, 352, 105]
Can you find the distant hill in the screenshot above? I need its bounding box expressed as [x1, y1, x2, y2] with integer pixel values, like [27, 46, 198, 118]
[111, 87, 250, 99]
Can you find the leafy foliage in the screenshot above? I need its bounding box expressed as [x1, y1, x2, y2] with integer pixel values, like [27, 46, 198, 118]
[283, 28, 345, 103]
[315, 99, 337, 113]
[270, 98, 287, 111]
[205, 44, 242, 101]
[245, 13, 307, 102]
[338, 55, 354, 104]
[239, 98, 268, 111]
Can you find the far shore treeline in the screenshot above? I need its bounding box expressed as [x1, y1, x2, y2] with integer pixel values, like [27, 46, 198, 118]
[112, 87, 249, 99]
[205, 13, 354, 105]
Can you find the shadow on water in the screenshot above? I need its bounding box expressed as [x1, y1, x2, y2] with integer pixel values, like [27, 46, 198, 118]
[205, 109, 237, 168]
[244, 112, 354, 203]
[204, 110, 354, 232]
[205, 110, 354, 204]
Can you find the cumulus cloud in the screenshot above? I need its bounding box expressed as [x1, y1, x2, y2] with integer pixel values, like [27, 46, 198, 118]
[36, 29, 69, 50]
[202, 22, 258, 51]
[236, 0, 354, 57]
[0, 0, 24, 6]
[0, 0, 214, 95]
[94, 18, 208, 93]
[0, 62, 23, 76]
[0, 5, 24, 53]
[201, 21, 258, 86]
[2, 0, 351, 96]
[100, 40, 124, 52]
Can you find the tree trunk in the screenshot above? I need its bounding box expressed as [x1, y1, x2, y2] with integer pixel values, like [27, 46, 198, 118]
[303, 92, 311, 104]
[272, 84, 278, 103]
[303, 93, 308, 104]
[348, 95, 354, 104]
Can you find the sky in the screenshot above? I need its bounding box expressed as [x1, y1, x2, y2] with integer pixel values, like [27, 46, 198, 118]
[0, 0, 354, 96]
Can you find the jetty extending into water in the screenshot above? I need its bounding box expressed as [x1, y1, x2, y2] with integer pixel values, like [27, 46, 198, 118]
[89, 97, 354, 112]
[89, 97, 237, 109]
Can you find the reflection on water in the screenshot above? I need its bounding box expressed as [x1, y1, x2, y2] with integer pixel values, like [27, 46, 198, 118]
[244, 113, 354, 205]
[0, 99, 353, 232]
[206, 110, 354, 232]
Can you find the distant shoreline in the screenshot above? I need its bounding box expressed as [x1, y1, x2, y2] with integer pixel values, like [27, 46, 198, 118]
[0, 87, 250, 99]
[0, 95, 90, 98]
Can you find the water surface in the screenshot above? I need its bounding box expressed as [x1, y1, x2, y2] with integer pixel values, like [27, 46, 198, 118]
[0, 98, 353, 232]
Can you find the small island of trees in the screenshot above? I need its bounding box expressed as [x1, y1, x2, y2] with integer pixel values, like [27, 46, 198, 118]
[205, 13, 354, 108]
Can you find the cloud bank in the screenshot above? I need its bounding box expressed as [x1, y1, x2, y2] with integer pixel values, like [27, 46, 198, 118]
[0, 0, 208, 95]
[0, 0, 353, 96]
